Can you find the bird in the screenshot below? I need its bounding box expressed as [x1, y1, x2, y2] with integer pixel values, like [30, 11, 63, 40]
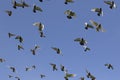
[10, 66, 16, 72]
[51, 47, 63, 55]
[30, 49, 36, 55]
[84, 22, 94, 30]
[50, 63, 58, 71]
[8, 32, 16, 38]
[25, 67, 31, 71]
[5, 10, 12, 16]
[18, 45, 24, 50]
[40, 74, 46, 78]
[104, 1, 116, 9]
[15, 76, 20, 80]
[91, 8, 103, 16]
[64, 10, 76, 19]
[90, 20, 105, 32]
[74, 38, 87, 46]
[12, 0, 24, 9]
[21, 0, 30, 8]
[32, 65, 36, 69]
[40, 31, 46, 37]
[60, 64, 66, 71]
[64, 71, 76, 80]
[64, 0, 74, 4]
[33, 22, 44, 32]
[0, 58, 5, 63]
[33, 4, 43, 13]
[15, 35, 24, 43]
[86, 70, 96, 80]
[8, 75, 13, 78]
[83, 46, 90, 52]
[39, 0, 43, 2]
[105, 63, 113, 70]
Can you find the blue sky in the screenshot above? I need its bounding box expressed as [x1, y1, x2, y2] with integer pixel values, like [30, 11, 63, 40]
[0, 0, 120, 80]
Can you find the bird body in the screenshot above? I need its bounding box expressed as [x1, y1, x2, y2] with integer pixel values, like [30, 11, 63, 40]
[50, 63, 58, 71]
[33, 4, 43, 13]
[105, 63, 113, 70]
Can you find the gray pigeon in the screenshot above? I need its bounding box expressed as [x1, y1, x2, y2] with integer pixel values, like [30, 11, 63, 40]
[104, 1, 116, 9]
[91, 8, 103, 16]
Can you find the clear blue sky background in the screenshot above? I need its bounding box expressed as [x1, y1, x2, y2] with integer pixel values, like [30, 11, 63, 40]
[0, 0, 120, 80]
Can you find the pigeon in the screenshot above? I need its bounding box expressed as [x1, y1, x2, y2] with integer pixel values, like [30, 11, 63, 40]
[12, 0, 24, 9]
[33, 22, 44, 32]
[105, 63, 113, 70]
[64, 0, 74, 4]
[51, 47, 63, 55]
[104, 1, 116, 9]
[15, 76, 20, 80]
[5, 10, 12, 16]
[60, 64, 66, 71]
[21, 0, 30, 8]
[32, 65, 36, 69]
[10, 66, 16, 72]
[83, 46, 90, 52]
[91, 8, 103, 16]
[40, 74, 46, 78]
[18, 45, 24, 50]
[15, 35, 24, 43]
[64, 10, 76, 19]
[86, 70, 96, 80]
[50, 63, 58, 71]
[84, 22, 94, 30]
[0, 58, 5, 63]
[90, 20, 105, 32]
[8, 75, 13, 78]
[40, 31, 46, 37]
[64, 71, 76, 80]
[39, 0, 43, 2]
[8, 32, 16, 38]
[30, 49, 36, 55]
[33, 4, 43, 13]
[74, 38, 87, 46]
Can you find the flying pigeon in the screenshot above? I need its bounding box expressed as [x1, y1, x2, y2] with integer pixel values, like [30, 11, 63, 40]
[50, 63, 58, 71]
[90, 20, 105, 32]
[40, 31, 46, 37]
[40, 74, 46, 78]
[33, 22, 44, 32]
[86, 70, 96, 80]
[0, 58, 5, 63]
[64, 0, 74, 4]
[21, 0, 30, 8]
[33, 4, 43, 13]
[104, 1, 116, 9]
[8, 75, 13, 78]
[5, 10, 12, 16]
[51, 47, 63, 55]
[10, 66, 16, 72]
[60, 64, 66, 71]
[84, 22, 94, 30]
[64, 10, 76, 19]
[15, 35, 24, 43]
[64, 71, 76, 80]
[15, 76, 20, 80]
[105, 63, 113, 70]
[12, 0, 24, 9]
[74, 38, 87, 46]
[8, 32, 16, 38]
[91, 8, 103, 16]
[18, 45, 24, 50]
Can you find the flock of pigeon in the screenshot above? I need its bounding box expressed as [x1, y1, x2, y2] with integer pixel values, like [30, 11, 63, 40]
[0, 0, 117, 80]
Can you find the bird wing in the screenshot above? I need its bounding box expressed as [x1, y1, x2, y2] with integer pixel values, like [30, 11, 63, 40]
[91, 8, 100, 12]
[36, 6, 43, 12]
[90, 20, 99, 27]
[104, 1, 112, 5]
[51, 47, 58, 51]
[74, 38, 82, 42]
[64, 10, 71, 15]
